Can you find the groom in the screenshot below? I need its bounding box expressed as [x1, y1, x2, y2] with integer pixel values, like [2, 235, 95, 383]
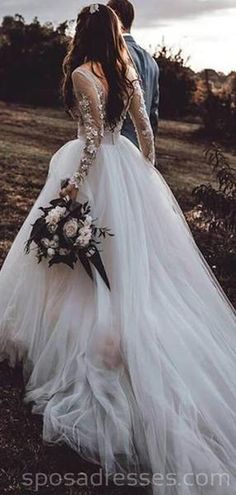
[107, 0, 160, 149]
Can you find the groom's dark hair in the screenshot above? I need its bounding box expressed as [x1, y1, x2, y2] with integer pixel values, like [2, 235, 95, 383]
[107, 0, 134, 31]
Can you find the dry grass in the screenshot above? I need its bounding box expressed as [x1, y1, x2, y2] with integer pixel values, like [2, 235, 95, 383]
[0, 101, 235, 494]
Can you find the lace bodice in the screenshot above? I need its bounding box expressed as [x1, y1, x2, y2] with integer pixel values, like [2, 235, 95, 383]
[69, 65, 155, 189]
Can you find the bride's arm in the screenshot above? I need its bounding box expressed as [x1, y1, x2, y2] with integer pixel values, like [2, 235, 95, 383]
[61, 70, 104, 197]
[128, 72, 155, 165]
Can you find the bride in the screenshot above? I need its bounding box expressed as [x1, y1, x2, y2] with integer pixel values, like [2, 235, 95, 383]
[0, 4, 236, 494]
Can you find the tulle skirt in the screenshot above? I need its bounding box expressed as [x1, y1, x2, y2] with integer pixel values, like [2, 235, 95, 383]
[0, 133, 236, 494]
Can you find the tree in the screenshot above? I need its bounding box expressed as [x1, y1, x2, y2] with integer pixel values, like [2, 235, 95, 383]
[0, 15, 69, 106]
[154, 44, 196, 119]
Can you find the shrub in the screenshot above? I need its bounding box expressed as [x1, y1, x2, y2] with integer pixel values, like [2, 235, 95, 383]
[198, 71, 236, 142]
[154, 45, 196, 119]
[193, 143, 236, 234]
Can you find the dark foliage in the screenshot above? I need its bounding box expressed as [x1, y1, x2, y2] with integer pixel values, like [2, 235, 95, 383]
[193, 143, 236, 233]
[0, 15, 69, 106]
[154, 45, 196, 119]
[199, 71, 236, 142]
[192, 143, 236, 285]
[201, 93, 236, 141]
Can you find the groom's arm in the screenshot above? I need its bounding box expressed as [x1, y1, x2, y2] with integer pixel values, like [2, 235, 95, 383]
[150, 63, 160, 137]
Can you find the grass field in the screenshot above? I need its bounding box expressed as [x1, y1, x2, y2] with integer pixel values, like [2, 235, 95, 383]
[0, 101, 235, 495]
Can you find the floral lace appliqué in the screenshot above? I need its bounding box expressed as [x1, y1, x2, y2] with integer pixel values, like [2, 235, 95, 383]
[69, 67, 155, 190]
[129, 80, 155, 165]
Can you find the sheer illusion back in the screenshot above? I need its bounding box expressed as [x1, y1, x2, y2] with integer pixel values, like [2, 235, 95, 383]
[69, 65, 155, 189]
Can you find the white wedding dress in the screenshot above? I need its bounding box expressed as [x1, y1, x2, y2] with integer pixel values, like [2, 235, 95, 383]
[0, 66, 236, 495]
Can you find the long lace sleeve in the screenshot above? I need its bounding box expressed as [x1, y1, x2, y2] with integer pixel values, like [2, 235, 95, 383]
[69, 69, 104, 189]
[128, 77, 155, 165]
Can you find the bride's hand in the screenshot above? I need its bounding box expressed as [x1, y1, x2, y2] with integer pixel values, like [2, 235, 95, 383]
[59, 183, 78, 201]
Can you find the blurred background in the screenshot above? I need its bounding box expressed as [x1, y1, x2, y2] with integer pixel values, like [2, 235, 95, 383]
[1, 0, 236, 71]
[0, 1, 236, 137]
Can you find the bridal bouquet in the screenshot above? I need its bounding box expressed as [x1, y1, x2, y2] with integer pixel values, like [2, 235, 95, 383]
[24, 194, 113, 290]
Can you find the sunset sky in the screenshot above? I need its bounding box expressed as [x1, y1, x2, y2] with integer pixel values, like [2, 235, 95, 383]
[0, 0, 235, 73]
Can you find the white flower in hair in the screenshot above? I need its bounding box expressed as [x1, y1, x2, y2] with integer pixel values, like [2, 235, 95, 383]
[89, 3, 99, 14]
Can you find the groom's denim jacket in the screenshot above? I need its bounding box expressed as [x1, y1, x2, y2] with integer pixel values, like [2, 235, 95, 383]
[122, 34, 160, 148]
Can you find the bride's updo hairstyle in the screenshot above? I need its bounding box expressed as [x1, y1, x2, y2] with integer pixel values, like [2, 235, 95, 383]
[62, 3, 134, 128]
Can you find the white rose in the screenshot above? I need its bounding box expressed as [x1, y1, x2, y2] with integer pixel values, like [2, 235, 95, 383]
[47, 248, 55, 258]
[45, 211, 58, 225]
[63, 219, 79, 238]
[50, 236, 59, 249]
[77, 237, 88, 248]
[53, 206, 66, 219]
[75, 232, 92, 248]
[80, 225, 92, 240]
[79, 225, 92, 237]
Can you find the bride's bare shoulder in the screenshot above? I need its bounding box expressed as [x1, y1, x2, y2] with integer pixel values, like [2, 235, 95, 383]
[72, 63, 90, 77]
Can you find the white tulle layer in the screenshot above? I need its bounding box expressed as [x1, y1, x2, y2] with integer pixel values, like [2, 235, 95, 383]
[0, 134, 236, 494]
